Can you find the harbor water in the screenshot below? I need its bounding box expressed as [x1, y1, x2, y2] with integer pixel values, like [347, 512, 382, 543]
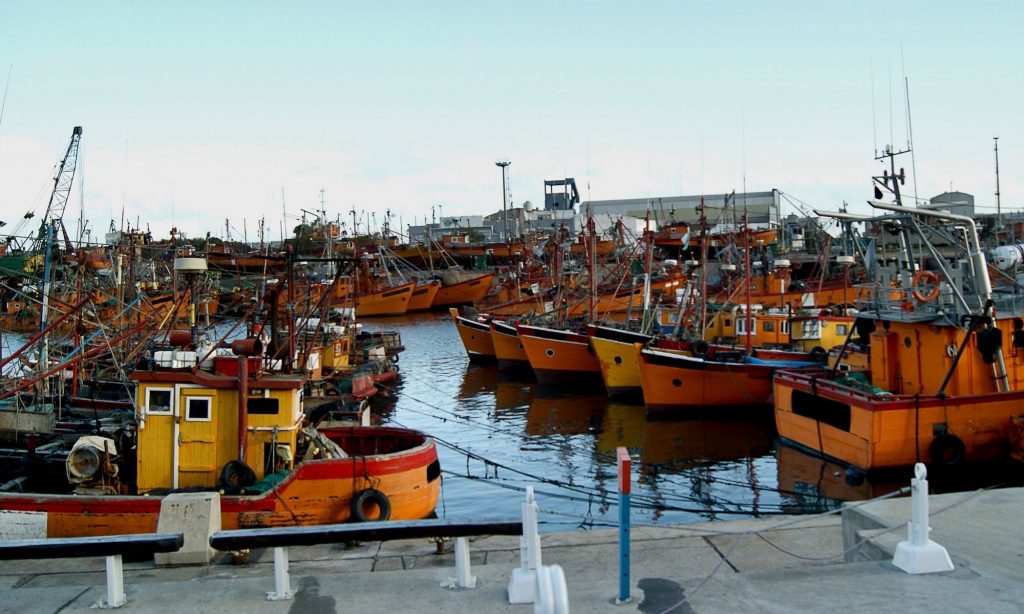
[365, 312, 911, 532]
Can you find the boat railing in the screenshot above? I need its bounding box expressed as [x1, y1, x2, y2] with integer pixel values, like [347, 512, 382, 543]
[775, 368, 902, 403]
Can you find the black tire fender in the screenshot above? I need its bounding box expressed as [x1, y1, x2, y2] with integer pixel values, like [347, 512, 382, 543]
[220, 460, 256, 495]
[692, 340, 709, 358]
[351, 488, 392, 522]
[929, 433, 966, 466]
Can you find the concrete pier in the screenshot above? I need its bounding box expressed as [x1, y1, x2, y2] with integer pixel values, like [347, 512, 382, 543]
[2, 487, 1022, 613]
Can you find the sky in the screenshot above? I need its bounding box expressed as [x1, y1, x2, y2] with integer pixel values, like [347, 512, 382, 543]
[0, 1, 1022, 244]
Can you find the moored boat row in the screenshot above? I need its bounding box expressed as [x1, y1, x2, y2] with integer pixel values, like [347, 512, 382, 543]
[448, 152, 1024, 481]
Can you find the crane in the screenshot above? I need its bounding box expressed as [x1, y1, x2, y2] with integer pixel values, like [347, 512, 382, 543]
[38, 125, 83, 253]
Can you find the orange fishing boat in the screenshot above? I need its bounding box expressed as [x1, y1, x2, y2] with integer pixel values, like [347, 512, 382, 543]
[206, 244, 287, 274]
[636, 345, 816, 412]
[407, 279, 441, 312]
[332, 279, 414, 317]
[442, 239, 530, 263]
[516, 323, 602, 387]
[489, 319, 530, 373]
[774, 310, 1024, 472]
[565, 273, 687, 319]
[432, 271, 496, 308]
[0, 336, 441, 538]
[774, 174, 1024, 473]
[449, 308, 496, 362]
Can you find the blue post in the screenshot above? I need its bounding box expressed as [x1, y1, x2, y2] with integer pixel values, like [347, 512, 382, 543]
[617, 447, 631, 604]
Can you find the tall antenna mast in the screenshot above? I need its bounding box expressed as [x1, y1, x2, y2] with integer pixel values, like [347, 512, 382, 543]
[904, 76, 918, 204]
[994, 136, 1002, 236]
[496, 159, 511, 244]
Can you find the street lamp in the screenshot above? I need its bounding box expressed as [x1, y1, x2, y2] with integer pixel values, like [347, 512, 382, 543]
[496, 159, 511, 243]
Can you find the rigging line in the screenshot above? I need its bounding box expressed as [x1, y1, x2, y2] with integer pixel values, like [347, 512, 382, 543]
[904, 75, 919, 202]
[436, 429, 802, 515]
[427, 417, 789, 514]
[384, 376, 815, 500]
[446, 468, 799, 517]
[0, 64, 10, 133]
[870, 56, 877, 155]
[888, 60, 894, 152]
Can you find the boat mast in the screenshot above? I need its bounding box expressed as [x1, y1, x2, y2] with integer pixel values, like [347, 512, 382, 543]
[427, 205, 435, 277]
[588, 213, 595, 322]
[994, 137, 1004, 241]
[642, 214, 653, 332]
[698, 197, 708, 342]
[744, 213, 752, 355]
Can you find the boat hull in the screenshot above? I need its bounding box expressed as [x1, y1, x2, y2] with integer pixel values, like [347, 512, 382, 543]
[0, 427, 441, 538]
[334, 281, 414, 317]
[489, 320, 530, 373]
[449, 308, 496, 362]
[588, 326, 652, 400]
[774, 368, 1024, 471]
[637, 348, 777, 411]
[407, 280, 441, 312]
[432, 272, 496, 308]
[517, 324, 602, 388]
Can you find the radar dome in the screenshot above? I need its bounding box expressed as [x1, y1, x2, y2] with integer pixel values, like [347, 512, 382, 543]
[523, 200, 535, 212]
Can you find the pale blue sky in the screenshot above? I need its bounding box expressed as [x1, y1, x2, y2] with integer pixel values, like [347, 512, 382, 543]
[0, 1, 1021, 241]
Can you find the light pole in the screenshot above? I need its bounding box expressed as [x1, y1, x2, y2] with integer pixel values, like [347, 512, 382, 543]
[496, 159, 511, 243]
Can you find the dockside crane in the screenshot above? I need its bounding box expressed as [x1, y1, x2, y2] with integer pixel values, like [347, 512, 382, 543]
[39, 125, 84, 254]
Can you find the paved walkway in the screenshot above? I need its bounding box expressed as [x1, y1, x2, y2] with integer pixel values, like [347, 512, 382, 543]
[1, 487, 1022, 613]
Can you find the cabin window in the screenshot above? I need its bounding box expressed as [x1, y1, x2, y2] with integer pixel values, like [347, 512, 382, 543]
[836, 324, 848, 337]
[791, 389, 850, 432]
[799, 319, 822, 339]
[735, 317, 757, 335]
[781, 321, 790, 334]
[763, 321, 775, 333]
[248, 398, 280, 415]
[185, 397, 212, 421]
[146, 389, 172, 414]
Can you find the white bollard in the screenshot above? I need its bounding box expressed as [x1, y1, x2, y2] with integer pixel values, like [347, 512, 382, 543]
[892, 463, 954, 574]
[100, 554, 127, 608]
[266, 546, 294, 600]
[534, 564, 570, 614]
[454, 536, 477, 588]
[509, 487, 543, 604]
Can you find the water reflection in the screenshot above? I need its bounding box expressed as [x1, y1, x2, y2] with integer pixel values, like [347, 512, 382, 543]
[525, 392, 606, 437]
[775, 445, 903, 513]
[598, 405, 775, 466]
[458, 364, 499, 400]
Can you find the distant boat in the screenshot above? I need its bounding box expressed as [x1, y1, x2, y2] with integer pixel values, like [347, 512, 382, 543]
[407, 279, 441, 312]
[332, 279, 415, 317]
[432, 271, 496, 308]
